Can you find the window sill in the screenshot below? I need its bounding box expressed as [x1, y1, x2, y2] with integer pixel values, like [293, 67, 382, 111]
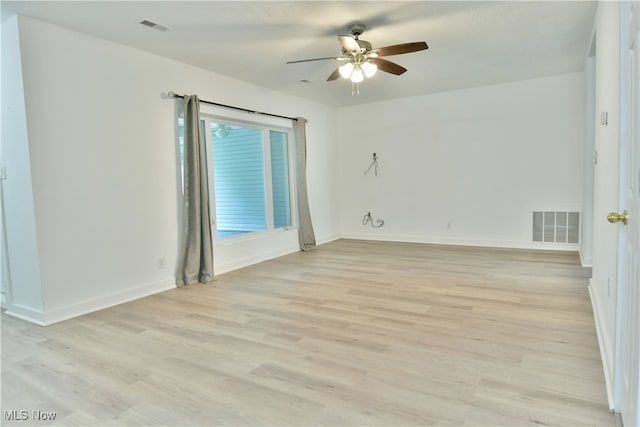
[214, 227, 296, 246]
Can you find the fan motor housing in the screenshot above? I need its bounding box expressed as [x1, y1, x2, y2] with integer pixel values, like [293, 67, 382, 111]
[342, 39, 372, 56]
[348, 23, 367, 38]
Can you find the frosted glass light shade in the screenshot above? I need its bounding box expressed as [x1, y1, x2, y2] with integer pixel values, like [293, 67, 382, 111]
[362, 61, 377, 78]
[339, 62, 354, 79]
[351, 67, 364, 83]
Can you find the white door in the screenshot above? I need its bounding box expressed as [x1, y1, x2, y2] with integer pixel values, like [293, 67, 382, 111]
[592, 2, 622, 397]
[618, 2, 640, 426]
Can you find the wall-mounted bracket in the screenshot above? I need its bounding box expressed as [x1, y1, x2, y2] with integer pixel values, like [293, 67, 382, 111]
[600, 111, 608, 126]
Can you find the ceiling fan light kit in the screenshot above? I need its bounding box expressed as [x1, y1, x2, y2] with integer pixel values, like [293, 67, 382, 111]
[287, 23, 428, 95]
[362, 61, 378, 78]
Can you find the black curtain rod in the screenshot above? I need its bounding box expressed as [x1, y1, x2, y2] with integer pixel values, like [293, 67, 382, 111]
[169, 92, 298, 122]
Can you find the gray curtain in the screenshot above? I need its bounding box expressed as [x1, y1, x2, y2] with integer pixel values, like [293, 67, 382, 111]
[176, 95, 214, 286]
[293, 117, 316, 251]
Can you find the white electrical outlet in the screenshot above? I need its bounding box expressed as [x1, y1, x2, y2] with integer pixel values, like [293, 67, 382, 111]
[0, 166, 6, 181]
[158, 258, 165, 269]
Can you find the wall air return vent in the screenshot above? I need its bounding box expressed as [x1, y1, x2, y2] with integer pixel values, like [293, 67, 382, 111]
[532, 211, 580, 244]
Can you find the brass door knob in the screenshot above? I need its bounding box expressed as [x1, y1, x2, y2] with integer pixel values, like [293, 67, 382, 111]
[607, 210, 628, 225]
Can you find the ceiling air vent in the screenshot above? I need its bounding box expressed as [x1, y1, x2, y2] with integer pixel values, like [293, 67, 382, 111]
[532, 211, 580, 244]
[138, 20, 169, 31]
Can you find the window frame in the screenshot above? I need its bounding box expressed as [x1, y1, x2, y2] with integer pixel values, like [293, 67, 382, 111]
[199, 113, 297, 243]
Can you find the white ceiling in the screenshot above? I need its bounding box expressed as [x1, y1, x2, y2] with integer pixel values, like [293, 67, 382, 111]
[2, 1, 597, 107]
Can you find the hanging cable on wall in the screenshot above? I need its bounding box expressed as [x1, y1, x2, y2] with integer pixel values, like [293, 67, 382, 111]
[363, 153, 379, 176]
[362, 211, 385, 228]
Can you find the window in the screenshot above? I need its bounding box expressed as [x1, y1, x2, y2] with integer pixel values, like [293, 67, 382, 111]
[179, 115, 294, 240]
[269, 130, 292, 229]
[212, 123, 266, 237]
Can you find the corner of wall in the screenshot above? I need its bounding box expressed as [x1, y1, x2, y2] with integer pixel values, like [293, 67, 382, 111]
[580, 247, 593, 267]
[1, 13, 46, 318]
[4, 303, 45, 326]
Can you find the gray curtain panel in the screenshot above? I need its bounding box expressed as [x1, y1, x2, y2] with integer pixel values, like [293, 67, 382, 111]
[293, 117, 316, 251]
[176, 95, 214, 286]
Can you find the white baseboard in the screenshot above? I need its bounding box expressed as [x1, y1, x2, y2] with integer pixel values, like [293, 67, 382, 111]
[317, 233, 341, 245]
[215, 245, 300, 275]
[588, 282, 615, 411]
[4, 302, 45, 325]
[340, 233, 580, 252]
[19, 235, 341, 324]
[215, 233, 341, 275]
[579, 248, 593, 267]
[38, 279, 176, 326]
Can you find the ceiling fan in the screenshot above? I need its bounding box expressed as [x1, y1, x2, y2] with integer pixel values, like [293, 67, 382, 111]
[287, 23, 428, 94]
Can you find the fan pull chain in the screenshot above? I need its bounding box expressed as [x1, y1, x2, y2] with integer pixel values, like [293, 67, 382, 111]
[351, 81, 360, 96]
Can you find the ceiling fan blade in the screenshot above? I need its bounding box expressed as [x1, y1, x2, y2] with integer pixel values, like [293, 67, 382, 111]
[370, 58, 407, 75]
[338, 35, 361, 52]
[286, 56, 343, 64]
[373, 41, 428, 57]
[327, 68, 341, 81]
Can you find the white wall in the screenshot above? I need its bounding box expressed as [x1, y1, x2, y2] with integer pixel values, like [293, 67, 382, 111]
[338, 73, 585, 250]
[1, 16, 45, 321]
[6, 16, 339, 325]
[588, 0, 621, 409]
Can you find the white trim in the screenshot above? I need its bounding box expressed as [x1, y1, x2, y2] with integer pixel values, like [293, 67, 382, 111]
[37, 279, 175, 326]
[580, 248, 594, 267]
[4, 303, 45, 326]
[317, 233, 341, 246]
[216, 245, 299, 275]
[588, 282, 616, 412]
[199, 115, 296, 243]
[215, 233, 341, 275]
[263, 127, 275, 231]
[340, 233, 581, 252]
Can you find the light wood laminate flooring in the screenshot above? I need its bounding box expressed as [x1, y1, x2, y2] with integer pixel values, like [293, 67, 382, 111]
[2, 239, 614, 426]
